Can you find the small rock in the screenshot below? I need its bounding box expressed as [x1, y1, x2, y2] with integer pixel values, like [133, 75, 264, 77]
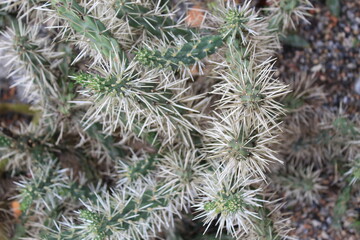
[326, 217, 332, 225]
[321, 231, 330, 239]
[347, 63, 356, 69]
[311, 64, 323, 72]
[354, 78, 360, 95]
[312, 220, 322, 228]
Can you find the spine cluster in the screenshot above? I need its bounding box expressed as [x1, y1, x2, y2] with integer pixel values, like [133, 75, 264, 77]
[0, 0, 314, 239]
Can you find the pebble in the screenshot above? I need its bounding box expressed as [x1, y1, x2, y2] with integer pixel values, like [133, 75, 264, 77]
[321, 231, 330, 239]
[354, 78, 360, 95]
[311, 64, 323, 72]
[312, 220, 322, 227]
[347, 63, 356, 69]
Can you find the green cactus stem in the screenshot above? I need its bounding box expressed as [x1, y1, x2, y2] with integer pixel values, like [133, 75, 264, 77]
[228, 128, 257, 159]
[280, 0, 300, 13]
[52, 0, 127, 63]
[126, 154, 157, 182]
[252, 205, 284, 240]
[137, 35, 223, 69]
[44, 184, 172, 239]
[11, 23, 59, 98]
[74, 72, 192, 142]
[135, 2, 264, 69]
[115, 0, 193, 42]
[19, 163, 59, 212]
[0, 133, 12, 148]
[0, 130, 55, 163]
[17, 162, 101, 239]
[204, 191, 250, 214]
[86, 123, 126, 160]
[77, 187, 170, 239]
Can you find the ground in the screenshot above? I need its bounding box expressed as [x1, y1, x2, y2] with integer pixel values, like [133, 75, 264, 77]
[277, 0, 360, 239]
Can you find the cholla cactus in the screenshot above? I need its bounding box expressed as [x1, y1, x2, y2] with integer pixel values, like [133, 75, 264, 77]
[212, 55, 288, 128]
[204, 112, 281, 180]
[48, 176, 182, 240]
[266, 0, 313, 31]
[345, 156, 360, 185]
[219, 0, 261, 44]
[275, 113, 335, 166]
[272, 164, 326, 205]
[0, 0, 315, 239]
[72, 60, 200, 146]
[158, 149, 206, 210]
[194, 169, 264, 237]
[0, 21, 59, 103]
[241, 199, 293, 240]
[280, 73, 326, 125]
[0, 125, 54, 171]
[14, 159, 103, 238]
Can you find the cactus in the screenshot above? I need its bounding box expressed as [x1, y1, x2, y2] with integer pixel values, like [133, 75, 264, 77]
[0, 0, 317, 239]
[73, 68, 198, 146]
[0, 130, 54, 170]
[14, 159, 103, 239]
[0, 134, 12, 148]
[115, 0, 194, 42]
[52, 0, 127, 63]
[48, 181, 177, 240]
[204, 112, 282, 180]
[266, 0, 313, 31]
[345, 157, 360, 185]
[0, 21, 59, 101]
[16, 161, 62, 213]
[272, 164, 326, 205]
[194, 169, 263, 237]
[118, 154, 157, 183]
[137, 35, 223, 69]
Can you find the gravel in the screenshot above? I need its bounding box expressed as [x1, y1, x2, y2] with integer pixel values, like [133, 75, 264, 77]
[276, 0, 360, 114]
[276, 0, 360, 239]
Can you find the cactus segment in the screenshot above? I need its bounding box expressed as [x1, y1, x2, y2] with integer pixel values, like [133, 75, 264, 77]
[280, 0, 300, 12]
[0, 132, 50, 163]
[74, 72, 189, 132]
[0, 134, 12, 148]
[86, 123, 126, 160]
[127, 155, 157, 181]
[137, 35, 223, 68]
[115, 0, 193, 41]
[15, 35, 48, 71]
[19, 164, 58, 212]
[8, 22, 59, 98]
[74, 73, 129, 95]
[52, 0, 127, 63]
[203, 192, 248, 214]
[78, 188, 169, 239]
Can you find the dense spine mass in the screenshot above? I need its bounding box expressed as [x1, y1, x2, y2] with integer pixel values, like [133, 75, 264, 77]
[0, 0, 317, 239]
[115, 0, 194, 41]
[52, 0, 127, 62]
